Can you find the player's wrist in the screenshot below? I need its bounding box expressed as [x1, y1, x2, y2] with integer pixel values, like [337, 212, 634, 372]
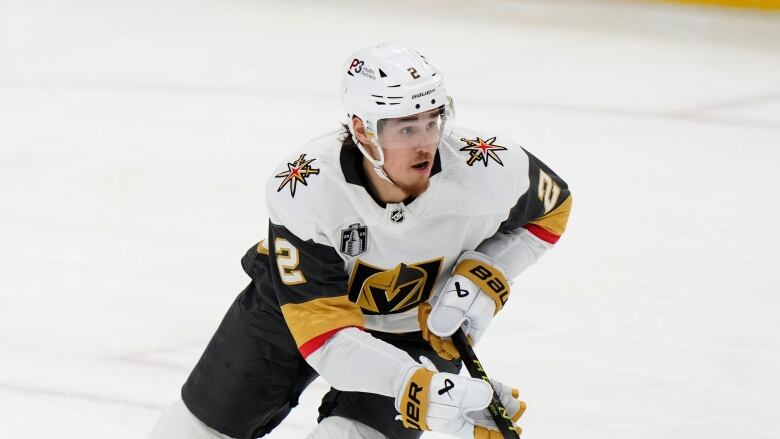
[456, 250, 508, 277]
[394, 362, 426, 410]
[395, 365, 435, 430]
[452, 251, 510, 314]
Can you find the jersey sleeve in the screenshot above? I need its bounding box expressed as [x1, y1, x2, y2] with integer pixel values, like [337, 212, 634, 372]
[475, 147, 572, 279]
[267, 221, 365, 358]
[267, 221, 420, 398]
[263, 145, 421, 399]
[507, 148, 571, 241]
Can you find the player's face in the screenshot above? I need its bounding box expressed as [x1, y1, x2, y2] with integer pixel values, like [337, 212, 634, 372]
[377, 109, 443, 196]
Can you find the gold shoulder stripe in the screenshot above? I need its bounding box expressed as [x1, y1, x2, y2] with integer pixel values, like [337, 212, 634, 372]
[256, 239, 269, 255]
[280, 295, 365, 349]
[529, 195, 572, 237]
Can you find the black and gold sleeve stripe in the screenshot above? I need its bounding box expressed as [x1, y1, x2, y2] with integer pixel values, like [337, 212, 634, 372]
[268, 222, 364, 357]
[500, 148, 572, 243]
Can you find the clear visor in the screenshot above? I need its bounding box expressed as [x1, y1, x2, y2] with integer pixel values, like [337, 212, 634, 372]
[375, 101, 454, 150]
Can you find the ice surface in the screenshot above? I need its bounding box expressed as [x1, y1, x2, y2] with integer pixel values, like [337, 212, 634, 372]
[1, 1, 779, 438]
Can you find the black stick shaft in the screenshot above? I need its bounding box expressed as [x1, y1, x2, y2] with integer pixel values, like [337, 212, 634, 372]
[451, 329, 520, 439]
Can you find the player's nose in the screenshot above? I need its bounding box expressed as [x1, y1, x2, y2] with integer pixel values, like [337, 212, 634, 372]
[413, 137, 437, 154]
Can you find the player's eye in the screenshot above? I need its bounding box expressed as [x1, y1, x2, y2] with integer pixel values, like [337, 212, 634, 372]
[401, 126, 415, 136]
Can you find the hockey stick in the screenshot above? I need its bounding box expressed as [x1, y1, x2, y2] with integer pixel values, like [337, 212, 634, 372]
[451, 328, 521, 439]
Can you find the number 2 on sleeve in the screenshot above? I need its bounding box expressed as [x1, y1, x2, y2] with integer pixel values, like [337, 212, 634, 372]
[538, 169, 561, 214]
[275, 238, 306, 285]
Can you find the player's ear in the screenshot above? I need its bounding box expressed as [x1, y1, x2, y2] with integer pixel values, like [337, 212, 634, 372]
[352, 116, 379, 158]
[352, 116, 368, 143]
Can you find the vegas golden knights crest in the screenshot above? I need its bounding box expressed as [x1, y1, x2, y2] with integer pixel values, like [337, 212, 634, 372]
[340, 223, 368, 257]
[347, 258, 443, 315]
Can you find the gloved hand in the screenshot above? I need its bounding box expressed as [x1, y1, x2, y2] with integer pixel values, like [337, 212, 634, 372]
[396, 358, 525, 438]
[469, 379, 526, 438]
[420, 251, 510, 359]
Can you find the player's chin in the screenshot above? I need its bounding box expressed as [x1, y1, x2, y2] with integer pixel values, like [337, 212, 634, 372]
[399, 175, 430, 197]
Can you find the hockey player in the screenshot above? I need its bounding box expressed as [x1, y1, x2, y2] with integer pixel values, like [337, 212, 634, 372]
[149, 43, 571, 439]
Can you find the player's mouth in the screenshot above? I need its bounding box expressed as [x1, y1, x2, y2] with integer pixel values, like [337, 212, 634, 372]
[411, 160, 430, 173]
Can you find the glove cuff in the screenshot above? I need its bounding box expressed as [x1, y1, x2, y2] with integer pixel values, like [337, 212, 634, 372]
[453, 253, 510, 313]
[396, 367, 433, 431]
[455, 251, 508, 277]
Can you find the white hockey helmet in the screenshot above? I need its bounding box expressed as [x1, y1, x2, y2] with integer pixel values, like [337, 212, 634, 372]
[341, 43, 453, 181]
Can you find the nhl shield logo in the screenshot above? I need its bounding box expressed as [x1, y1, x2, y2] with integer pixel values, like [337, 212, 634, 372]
[390, 208, 405, 223]
[340, 223, 368, 257]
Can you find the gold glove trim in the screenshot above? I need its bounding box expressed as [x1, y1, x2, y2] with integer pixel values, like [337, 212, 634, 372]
[453, 259, 510, 313]
[418, 302, 459, 360]
[475, 425, 523, 438]
[400, 368, 433, 431]
[514, 400, 527, 423]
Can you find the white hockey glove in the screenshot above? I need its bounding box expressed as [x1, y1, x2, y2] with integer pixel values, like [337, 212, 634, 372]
[421, 251, 510, 359]
[396, 359, 525, 438]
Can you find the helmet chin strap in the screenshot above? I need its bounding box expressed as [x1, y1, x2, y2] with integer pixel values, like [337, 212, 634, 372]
[353, 134, 400, 187]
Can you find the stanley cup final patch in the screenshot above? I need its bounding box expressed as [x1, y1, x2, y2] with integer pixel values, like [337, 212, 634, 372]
[340, 223, 368, 257]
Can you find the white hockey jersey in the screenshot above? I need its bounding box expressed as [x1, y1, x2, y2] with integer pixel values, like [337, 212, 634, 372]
[261, 125, 571, 372]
